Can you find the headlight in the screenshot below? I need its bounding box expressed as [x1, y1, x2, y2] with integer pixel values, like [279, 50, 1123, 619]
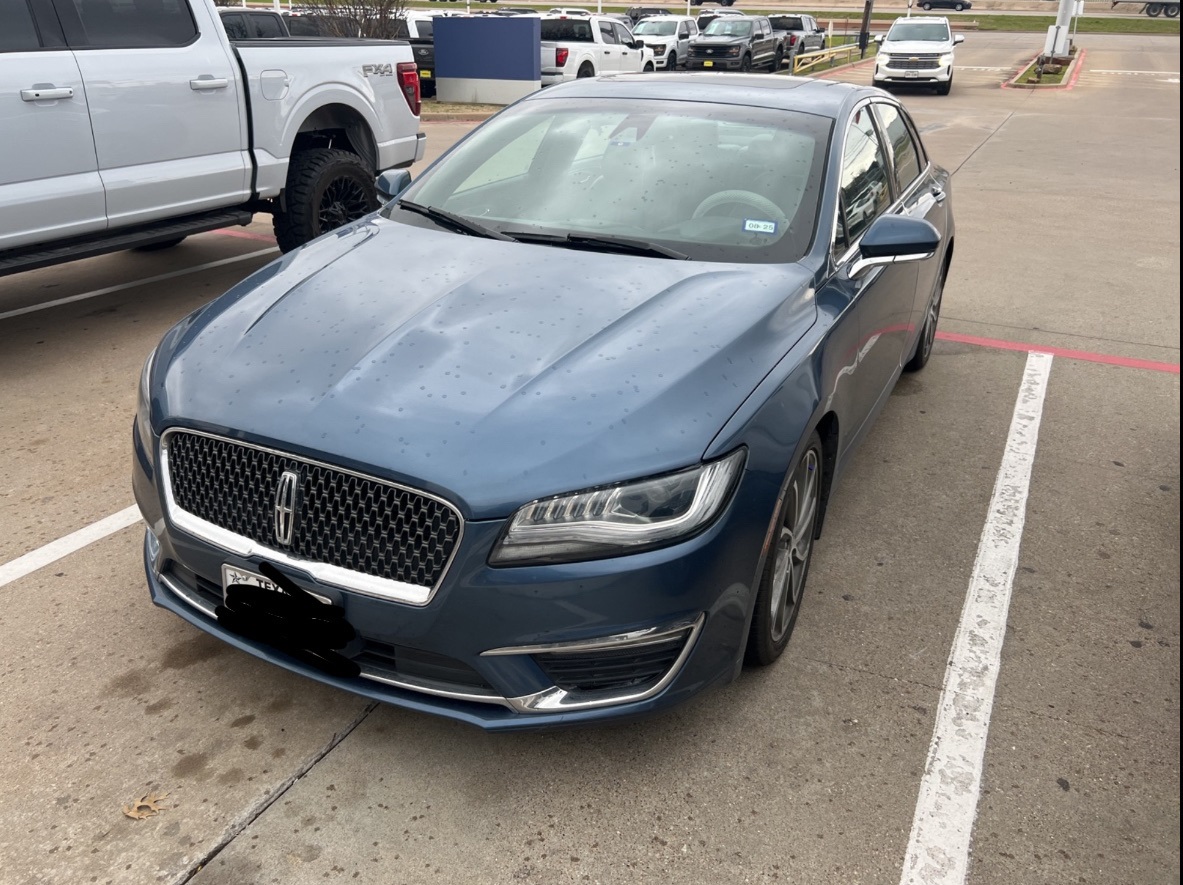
[940, 53, 954, 66]
[135, 346, 158, 449]
[649, 43, 666, 55]
[726, 46, 741, 57]
[489, 449, 746, 566]
[878, 54, 892, 65]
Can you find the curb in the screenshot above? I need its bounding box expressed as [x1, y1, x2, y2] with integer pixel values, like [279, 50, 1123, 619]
[421, 112, 500, 122]
[1002, 47, 1087, 90]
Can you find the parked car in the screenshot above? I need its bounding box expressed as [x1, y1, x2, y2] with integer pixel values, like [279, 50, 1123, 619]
[391, 12, 442, 97]
[540, 14, 656, 82]
[768, 14, 826, 63]
[134, 73, 954, 732]
[687, 15, 782, 72]
[626, 6, 671, 23]
[690, 0, 739, 6]
[873, 16, 964, 94]
[0, 0, 424, 275]
[547, 7, 593, 15]
[695, 8, 746, 31]
[632, 16, 700, 70]
[918, 0, 972, 10]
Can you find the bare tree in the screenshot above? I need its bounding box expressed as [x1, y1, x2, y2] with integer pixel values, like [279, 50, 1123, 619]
[293, 0, 411, 38]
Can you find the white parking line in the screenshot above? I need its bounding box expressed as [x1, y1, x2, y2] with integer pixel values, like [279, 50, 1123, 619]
[0, 247, 277, 321]
[899, 351, 1054, 885]
[1089, 69, 1180, 75]
[0, 505, 141, 589]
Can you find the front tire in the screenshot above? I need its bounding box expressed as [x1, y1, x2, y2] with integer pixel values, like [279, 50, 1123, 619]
[904, 265, 945, 373]
[745, 432, 823, 666]
[643, 61, 655, 72]
[667, 50, 677, 70]
[740, 54, 752, 73]
[273, 148, 377, 253]
[936, 74, 952, 95]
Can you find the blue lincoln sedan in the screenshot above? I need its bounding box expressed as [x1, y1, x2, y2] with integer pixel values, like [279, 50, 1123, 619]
[133, 74, 954, 731]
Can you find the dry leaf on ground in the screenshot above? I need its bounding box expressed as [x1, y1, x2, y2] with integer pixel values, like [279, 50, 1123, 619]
[122, 791, 169, 820]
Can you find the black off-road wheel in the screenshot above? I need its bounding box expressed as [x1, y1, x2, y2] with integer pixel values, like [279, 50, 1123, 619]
[273, 148, 377, 253]
[740, 54, 752, 72]
[745, 432, 824, 666]
[577, 62, 596, 78]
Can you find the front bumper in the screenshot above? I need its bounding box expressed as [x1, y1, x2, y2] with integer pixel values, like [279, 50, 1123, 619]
[874, 61, 952, 84]
[134, 428, 768, 732]
[686, 56, 745, 71]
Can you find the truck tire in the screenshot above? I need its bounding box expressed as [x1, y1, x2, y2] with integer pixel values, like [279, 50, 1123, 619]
[273, 148, 377, 253]
[577, 62, 595, 78]
[1166, 4, 1180, 16]
[1147, 3, 1163, 14]
[740, 54, 752, 72]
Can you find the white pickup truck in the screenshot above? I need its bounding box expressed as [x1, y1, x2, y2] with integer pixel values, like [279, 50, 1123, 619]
[540, 14, 656, 83]
[0, 0, 425, 276]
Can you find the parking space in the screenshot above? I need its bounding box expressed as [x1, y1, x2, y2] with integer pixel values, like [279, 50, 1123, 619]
[0, 33, 1177, 885]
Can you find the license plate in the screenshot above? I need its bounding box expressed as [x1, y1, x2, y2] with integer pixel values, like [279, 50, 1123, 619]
[703, 60, 714, 67]
[420, 69, 432, 79]
[905, 70, 919, 78]
[220, 564, 330, 605]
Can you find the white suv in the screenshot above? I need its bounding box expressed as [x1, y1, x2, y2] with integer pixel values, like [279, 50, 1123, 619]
[873, 16, 964, 95]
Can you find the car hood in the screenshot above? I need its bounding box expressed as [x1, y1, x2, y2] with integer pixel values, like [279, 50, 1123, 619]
[881, 39, 953, 54]
[156, 218, 817, 519]
[693, 35, 749, 46]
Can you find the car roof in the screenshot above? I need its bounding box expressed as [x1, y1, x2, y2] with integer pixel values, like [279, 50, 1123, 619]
[889, 15, 950, 23]
[637, 14, 697, 22]
[524, 73, 877, 119]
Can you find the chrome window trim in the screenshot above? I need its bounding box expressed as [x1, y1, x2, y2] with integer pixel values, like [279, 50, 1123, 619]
[502, 613, 706, 713]
[159, 428, 465, 607]
[830, 97, 933, 270]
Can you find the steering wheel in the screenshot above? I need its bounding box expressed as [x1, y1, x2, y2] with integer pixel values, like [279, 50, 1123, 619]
[692, 190, 787, 225]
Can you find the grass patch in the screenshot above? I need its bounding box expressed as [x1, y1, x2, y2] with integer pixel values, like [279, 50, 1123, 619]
[1013, 49, 1075, 86]
[420, 98, 504, 116]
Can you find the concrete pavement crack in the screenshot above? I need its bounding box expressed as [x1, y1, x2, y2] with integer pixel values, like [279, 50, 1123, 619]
[951, 107, 1020, 177]
[170, 701, 379, 885]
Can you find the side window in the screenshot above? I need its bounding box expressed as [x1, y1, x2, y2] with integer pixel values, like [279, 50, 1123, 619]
[678, 23, 688, 39]
[252, 13, 285, 38]
[835, 106, 892, 252]
[69, 0, 198, 49]
[613, 23, 634, 44]
[219, 13, 247, 40]
[599, 21, 618, 44]
[874, 103, 923, 194]
[1, 0, 42, 51]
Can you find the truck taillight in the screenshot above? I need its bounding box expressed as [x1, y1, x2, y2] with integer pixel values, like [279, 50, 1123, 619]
[396, 62, 421, 118]
[788, 35, 798, 45]
[556, 47, 569, 67]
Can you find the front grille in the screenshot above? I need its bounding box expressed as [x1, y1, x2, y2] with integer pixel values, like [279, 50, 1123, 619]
[533, 633, 688, 694]
[165, 432, 461, 589]
[893, 55, 942, 70]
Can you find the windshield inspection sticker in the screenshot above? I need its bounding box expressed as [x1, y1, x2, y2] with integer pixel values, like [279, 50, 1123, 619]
[743, 219, 778, 235]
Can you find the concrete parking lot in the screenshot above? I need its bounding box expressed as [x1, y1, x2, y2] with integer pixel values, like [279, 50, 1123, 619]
[0, 31, 1177, 885]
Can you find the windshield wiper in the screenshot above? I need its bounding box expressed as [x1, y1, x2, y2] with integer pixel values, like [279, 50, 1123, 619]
[396, 199, 516, 242]
[505, 231, 689, 261]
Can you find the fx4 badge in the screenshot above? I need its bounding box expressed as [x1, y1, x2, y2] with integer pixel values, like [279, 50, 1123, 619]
[362, 63, 394, 77]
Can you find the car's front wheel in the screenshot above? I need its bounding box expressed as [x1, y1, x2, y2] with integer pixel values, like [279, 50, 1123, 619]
[273, 148, 377, 253]
[746, 432, 823, 666]
[905, 265, 945, 372]
[740, 54, 752, 72]
[668, 50, 677, 69]
[936, 74, 953, 95]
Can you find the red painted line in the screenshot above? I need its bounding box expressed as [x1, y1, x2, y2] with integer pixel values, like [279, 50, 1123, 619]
[936, 331, 1180, 374]
[209, 227, 276, 243]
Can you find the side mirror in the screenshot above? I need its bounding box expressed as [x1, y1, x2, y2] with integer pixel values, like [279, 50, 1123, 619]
[375, 169, 412, 204]
[818, 26, 826, 34]
[631, 39, 645, 49]
[848, 215, 940, 280]
[873, 34, 884, 44]
[953, 34, 965, 44]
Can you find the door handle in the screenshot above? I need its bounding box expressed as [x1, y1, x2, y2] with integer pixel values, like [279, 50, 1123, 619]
[21, 86, 74, 101]
[931, 187, 946, 202]
[190, 77, 229, 91]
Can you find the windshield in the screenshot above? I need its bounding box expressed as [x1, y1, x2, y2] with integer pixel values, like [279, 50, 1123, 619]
[769, 16, 804, 30]
[387, 98, 832, 264]
[633, 20, 677, 35]
[703, 19, 752, 37]
[886, 21, 951, 41]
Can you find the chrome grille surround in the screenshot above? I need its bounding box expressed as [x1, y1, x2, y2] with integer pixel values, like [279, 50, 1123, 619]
[894, 54, 942, 70]
[159, 429, 463, 606]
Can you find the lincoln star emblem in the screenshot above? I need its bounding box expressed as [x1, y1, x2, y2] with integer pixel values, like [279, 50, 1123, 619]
[273, 469, 300, 547]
